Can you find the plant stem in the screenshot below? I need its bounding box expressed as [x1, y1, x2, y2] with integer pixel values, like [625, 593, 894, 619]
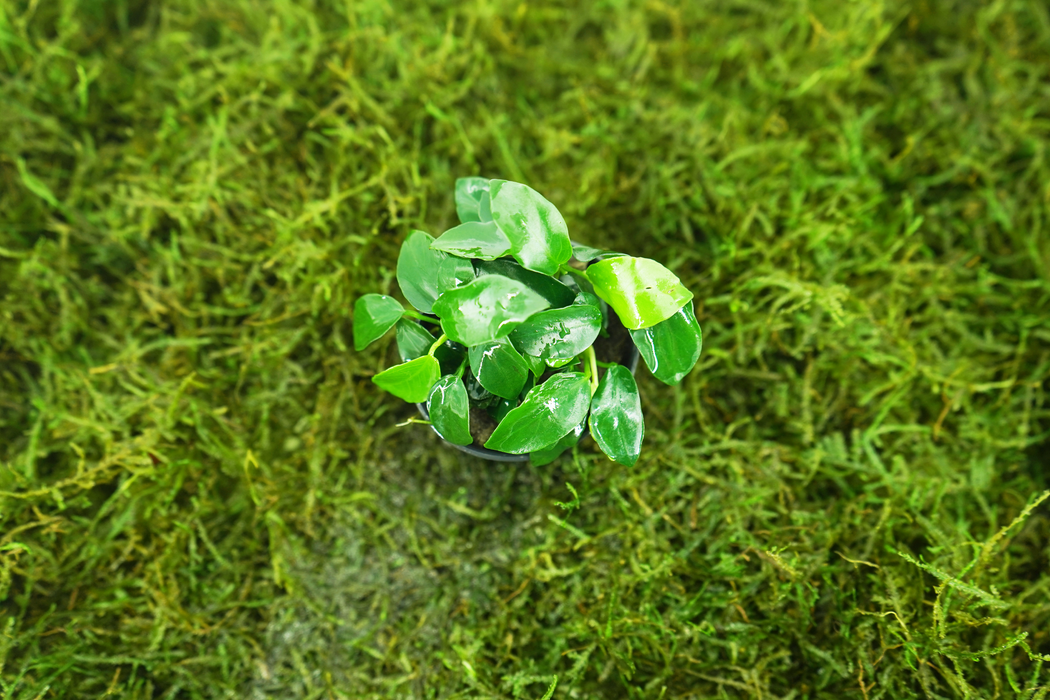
[402, 309, 432, 322]
[584, 346, 599, 396]
[427, 333, 448, 357]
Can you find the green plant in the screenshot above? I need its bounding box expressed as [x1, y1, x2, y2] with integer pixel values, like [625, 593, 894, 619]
[354, 178, 702, 465]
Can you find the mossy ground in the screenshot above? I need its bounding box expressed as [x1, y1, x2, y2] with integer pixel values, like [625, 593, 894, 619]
[2, 1, 1050, 698]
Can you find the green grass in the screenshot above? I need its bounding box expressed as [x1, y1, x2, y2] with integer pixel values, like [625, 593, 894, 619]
[2, 0, 1049, 697]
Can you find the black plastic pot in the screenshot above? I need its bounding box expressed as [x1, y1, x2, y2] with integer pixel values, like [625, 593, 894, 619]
[416, 337, 640, 462]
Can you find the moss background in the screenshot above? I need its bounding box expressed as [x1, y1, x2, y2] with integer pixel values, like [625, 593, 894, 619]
[2, 0, 1049, 697]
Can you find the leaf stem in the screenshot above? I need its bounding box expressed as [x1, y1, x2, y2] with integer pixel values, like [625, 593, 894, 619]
[402, 309, 433, 322]
[427, 333, 448, 357]
[584, 346, 599, 396]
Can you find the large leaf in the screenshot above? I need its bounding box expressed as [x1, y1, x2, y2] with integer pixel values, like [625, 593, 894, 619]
[353, 294, 404, 351]
[396, 230, 475, 314]
[431, 221, 512, 260]
[489, 180, 572, 275]
[474, 258, 576, 308]
[629, 301, 702, 385]
[484, 373, 591, 454]
[529, 420, 586, 466]
[426, 375, 472, 445]
[431, 276, 550, 347]
[455, 177, 493, 224]
[509, 296, 602, 362]
[589, 364, 644, 466]
[372, 355, 441, 403]
[468, 338, 530, 400]
[586, 256, 693, 330]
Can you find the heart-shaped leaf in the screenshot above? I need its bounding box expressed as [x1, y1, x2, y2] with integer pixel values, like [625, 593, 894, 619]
[353, 294, 404, 351]
[530, 419, 586, 466]
[397, 230, 475, 314]
[474, 259, 577, 308]
[426, 375, 472, 445]
[629, 301, 702, 385]
[509, 298, 602, 362]
[455, 177, 493, 224]
[589, 364, 644, 466]
[431, 221, 512, 260]
[468, 338, 530, 399]
[432, 276, 550, 347]
[484, 372, 591, 454]
[586, 255, 693, 330]
[489, 180, 573, 275]
[372, 355, 441, 403]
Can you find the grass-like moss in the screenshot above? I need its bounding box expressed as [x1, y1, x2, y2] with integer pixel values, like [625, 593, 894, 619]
[1, 1, 1049, 697]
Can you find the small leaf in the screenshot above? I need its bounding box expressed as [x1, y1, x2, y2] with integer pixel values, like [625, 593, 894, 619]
[474, 258, 577, 308]
[455, 177, 492, 223]
[397, 230, 475, 314]
[586, 256, 693, 329]
[489, 180, 573, 275]
[589, 364, 644, 466]
[509, 297, 602, 362]
[468, 338, 530, 399]
[491, 397, 516, 424]
[432, 276, 550, 347]
[521, 353, 546, 378]
[484, 373, 591, 454]
[427, 375, 472, 445]
[530, 420, 586, 466]
[395, 319, 435, 361]
[571, 243, 624, 263]
[372, 355, 441, 403]
[431, 220, 512, 260]
[353, 294, 404, 351]
[630, 301, 702, 385]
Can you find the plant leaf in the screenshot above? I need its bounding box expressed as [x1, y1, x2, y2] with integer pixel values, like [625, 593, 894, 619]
[397, 230, 475, 314]
[530, 420, 586, 466]
[372, 355, 441, 403]
[353, 294, 404, 351]
[489, 179, 572, 275]
[586, 255, 693, 329]
[629, 301, 702, 385]
[431, 220, 512, 260]
[589, 364, 644, 466]
[474, 258, 576, 308]
[432, 276, 550, 347]
[521, 353, 547, 378]
[571, 242, 624, 263]
[484, 373, 591, 454]
[396, 320, 465, 373]
[426, 375, 472, 445]
[509, 297, 602, 362]
[468, 338, 530, 400]
[455, 177, 492, 224]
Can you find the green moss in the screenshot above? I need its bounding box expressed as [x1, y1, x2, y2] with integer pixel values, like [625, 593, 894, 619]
[1, 0, 1049, 697]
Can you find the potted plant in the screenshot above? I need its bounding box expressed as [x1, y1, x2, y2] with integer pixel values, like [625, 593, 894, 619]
[353, 178, 702, 466]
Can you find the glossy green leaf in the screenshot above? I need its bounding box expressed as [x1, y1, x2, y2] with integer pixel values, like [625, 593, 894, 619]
[484, 372, 592, 454]
[426, 375, 472, 445]
[396, 230, 475, 313]
[571, 243, 605, 262]
[586, 255, 693, 330]
[521, 353, 546, 378]
[396, 320, 465, 373]
[372, 355, 441, 403]
[509, 298, 602, 362]
[455, 177, 492, 224]
[589, 364, 644, 466]
[353, 294, 404, 351]
[431, 276, 550, 347]
[431, 221, 512, 260]
[474, 259, 576, 308]
[629, 301, 703, 385]
[530, 420, 585, 466]
[395, 319, 435, 361]
[468, 338, 530, 400]
[489, 179, 573, 275]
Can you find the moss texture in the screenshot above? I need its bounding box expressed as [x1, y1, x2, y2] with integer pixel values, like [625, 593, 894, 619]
[1, 0, 1049, 697]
